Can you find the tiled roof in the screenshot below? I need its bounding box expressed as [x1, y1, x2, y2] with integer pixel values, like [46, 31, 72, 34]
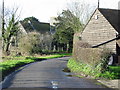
[99, 8, 120, 33]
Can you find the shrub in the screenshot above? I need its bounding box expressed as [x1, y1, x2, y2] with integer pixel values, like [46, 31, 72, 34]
[67, 58, 120, 79]
[19, 32, 42, 55]
[73, 47, 102, 66]
[30, 45, 42, 55]
[77, 41, 91, 48]
[67, 58, 100, 77]
[73, 40, 112, 73]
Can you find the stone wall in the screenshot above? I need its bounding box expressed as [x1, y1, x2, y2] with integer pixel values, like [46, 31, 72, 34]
[73, 39, 103, 66]
[81, 9, 116, 53]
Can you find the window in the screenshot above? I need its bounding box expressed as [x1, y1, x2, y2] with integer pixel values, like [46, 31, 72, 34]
[95, 15, 98, 20]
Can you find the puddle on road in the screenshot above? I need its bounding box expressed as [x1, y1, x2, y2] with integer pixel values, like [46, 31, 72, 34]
[62, 67, 74, 77]
[66, 74, 73, 77]
[62, 67, 71, 73]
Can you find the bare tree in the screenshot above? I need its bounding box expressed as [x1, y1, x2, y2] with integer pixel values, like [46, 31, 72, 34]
[2, 2, 21, 55]
[67, 1, 95, 24]
[40, 32, 53, 51]
[0, 1, 3, 61]
[19, 32, 42, 56]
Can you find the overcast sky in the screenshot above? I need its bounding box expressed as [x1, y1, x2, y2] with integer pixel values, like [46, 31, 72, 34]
[3, 0, 120, 23]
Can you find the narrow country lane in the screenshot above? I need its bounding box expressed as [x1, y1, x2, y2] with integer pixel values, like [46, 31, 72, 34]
[2, 57, 110, 89]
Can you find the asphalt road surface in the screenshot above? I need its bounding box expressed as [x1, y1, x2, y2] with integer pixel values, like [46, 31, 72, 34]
[2, 57, 110, 89]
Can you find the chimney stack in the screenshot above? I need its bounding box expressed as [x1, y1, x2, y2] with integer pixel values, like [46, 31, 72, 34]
[98, 0, 100, 8]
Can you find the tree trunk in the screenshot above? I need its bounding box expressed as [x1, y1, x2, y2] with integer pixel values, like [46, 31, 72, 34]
[68, 41, 73, 53]
[66, 43, 69, 52]
[5, 42, 10, 55]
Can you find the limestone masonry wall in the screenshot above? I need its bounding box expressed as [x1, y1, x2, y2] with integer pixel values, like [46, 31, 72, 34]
[81, 9, 116, 53]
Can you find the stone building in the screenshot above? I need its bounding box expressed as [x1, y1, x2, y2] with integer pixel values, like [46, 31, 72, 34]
[81, 8, 120, 53]
[79, 8, 120, 64]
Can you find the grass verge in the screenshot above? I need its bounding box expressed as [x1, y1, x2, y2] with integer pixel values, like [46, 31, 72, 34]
[67, 58, 120, 80]
[0, 54, 71, 81]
